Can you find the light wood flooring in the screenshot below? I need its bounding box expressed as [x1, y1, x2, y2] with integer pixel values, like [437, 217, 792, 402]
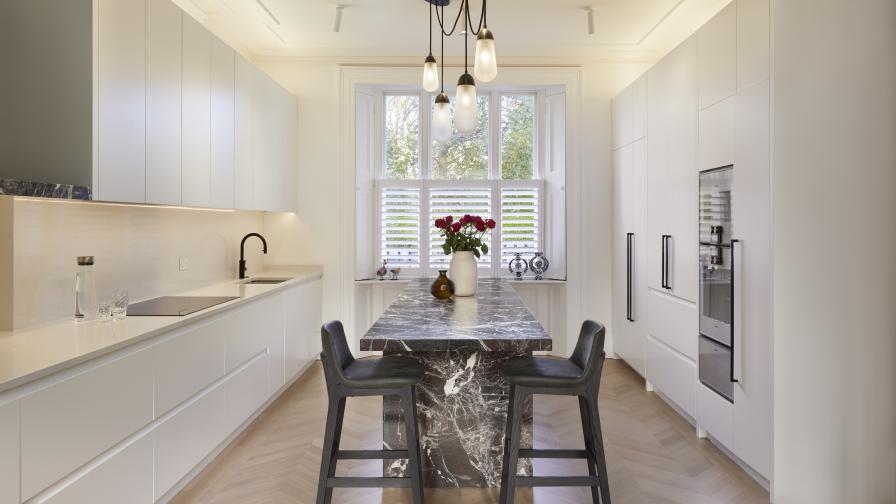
[172, 359, 769, 504]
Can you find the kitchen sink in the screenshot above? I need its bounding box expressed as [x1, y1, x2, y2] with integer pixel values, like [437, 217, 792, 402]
[242, 278, 290, 284]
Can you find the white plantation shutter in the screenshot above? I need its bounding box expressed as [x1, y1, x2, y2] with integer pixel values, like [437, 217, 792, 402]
[429, 187, 492, 270]
[380, 187, 421, 268]
[501, 187, 540, 268]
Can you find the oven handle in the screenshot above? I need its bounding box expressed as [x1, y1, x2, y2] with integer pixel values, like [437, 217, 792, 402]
[627, 233, 634, 322]
[730, 239, 740, 383]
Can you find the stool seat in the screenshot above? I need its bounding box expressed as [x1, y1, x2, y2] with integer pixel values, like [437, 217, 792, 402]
[501, 356, 585, 388]
[342, 356, 425, 389]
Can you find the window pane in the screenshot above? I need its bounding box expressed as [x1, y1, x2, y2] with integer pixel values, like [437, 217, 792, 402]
[500, 95, 536, 180]
[429, 187, 492, 269]
[381, 187, 420, 268]
[501, 187, 539, 267]
[385, 95, 420, 179]
[431, 95, 489, 180]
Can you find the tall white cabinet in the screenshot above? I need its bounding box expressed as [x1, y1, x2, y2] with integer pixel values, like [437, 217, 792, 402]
[611, 0, 771, 484]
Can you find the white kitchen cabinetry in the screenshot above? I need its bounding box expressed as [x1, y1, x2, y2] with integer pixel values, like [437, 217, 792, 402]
[0, 401, 19, 504]
[235, 55, 256, 211]
[647, 336, 697, 417]
[146, 0, 183, 206]
[285, 279, 323, 377]
[20, 349, 154, 500]
[181, 15, 212, 208]
[647, 36, 699, 304]
[45, 435, 154, 504]
[737, 0, 770, 91]
[252, 69, 298, 213]
[697, 2, 736, 110]
[731, 79, 772, 479]
[96, 0, 146, 203]
[612, 138, 648, 377]
[210, 38, 237, 209]
[699, 96, 735, 171]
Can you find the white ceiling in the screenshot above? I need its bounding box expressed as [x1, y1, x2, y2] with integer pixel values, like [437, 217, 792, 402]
[176, 0, 731, 64]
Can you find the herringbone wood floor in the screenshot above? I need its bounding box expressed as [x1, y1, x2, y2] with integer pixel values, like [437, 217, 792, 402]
[172, 359, 769, 504]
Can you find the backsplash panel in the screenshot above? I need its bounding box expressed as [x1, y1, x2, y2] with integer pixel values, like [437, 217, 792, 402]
[10, 198, 265, 329]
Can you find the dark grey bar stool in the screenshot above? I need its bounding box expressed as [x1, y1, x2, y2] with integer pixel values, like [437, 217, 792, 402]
[498, 320, 611, 504]
[316, 321, 425, 504]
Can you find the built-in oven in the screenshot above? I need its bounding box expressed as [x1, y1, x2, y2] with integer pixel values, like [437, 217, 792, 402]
[698, 166, 736, 402]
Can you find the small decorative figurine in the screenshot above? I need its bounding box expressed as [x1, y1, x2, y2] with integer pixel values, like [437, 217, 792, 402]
[528, 252, 550, 280]
[508, 253, 528, 280]
[376, 259, 388, 281]
[390, 268, 401, 280]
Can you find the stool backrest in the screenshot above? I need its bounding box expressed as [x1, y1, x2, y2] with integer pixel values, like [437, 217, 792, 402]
[569, 320, 606, 381]
[321, 320, 356, 386]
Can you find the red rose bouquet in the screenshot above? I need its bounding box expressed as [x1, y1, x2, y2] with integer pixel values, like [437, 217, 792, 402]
[434, 214, 497, 259]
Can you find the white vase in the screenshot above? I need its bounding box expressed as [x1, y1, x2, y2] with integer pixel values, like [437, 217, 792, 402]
[449, 251, 478, 296]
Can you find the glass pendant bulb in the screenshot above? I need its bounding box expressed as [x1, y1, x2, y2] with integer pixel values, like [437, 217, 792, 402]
[422, 54, 439, 93]
[432, 92, 453, 143]
[454, 73, 478, 135]
[474, 28, 497, 82]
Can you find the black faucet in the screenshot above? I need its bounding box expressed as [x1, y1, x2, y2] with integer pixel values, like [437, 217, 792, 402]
[239, 233, 268, 279]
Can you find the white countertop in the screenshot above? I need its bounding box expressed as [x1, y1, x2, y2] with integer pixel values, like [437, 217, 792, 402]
[0, 266, 322, 394]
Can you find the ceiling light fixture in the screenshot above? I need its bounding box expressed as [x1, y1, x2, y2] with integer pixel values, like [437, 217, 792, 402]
[254, 0, 281, 26]
[333, 5, 345, 33]
[426, 0, 497, 137]
[585, 6, 595, 35]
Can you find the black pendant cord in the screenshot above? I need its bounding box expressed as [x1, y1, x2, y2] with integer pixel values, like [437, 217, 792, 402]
[435, 0, 466, 36]
[464, 0, 485, 35]
[464, 2, 469, 73]
[428, 1, 433, 56]
[434, 0, 486, 37]
[440, 4, 445, 93]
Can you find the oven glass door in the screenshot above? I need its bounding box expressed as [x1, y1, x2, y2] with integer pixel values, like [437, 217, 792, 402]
[700, 244, 732, 346]
[699, 336, 734, 402]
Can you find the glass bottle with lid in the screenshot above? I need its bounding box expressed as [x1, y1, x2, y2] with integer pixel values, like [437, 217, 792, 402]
[75, 256, 97, 321]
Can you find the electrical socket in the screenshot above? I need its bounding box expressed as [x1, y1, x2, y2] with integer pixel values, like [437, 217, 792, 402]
[179, 257, 190, 271]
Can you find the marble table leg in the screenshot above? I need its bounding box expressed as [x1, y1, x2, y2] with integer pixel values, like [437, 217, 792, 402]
[383, 348, 533, 488]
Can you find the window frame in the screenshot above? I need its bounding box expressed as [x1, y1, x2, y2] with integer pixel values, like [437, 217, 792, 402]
[375, 88, 545, 278]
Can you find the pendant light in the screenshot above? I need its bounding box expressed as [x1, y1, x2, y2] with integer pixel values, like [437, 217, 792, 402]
[432, 9, 452, 143]
[422, 2, 439, 93]
[454, 16, 478, 135]
[473, 1, 497, 82]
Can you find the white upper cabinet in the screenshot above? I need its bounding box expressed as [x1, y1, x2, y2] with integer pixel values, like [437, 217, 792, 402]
[611, 74, 647, 149]
[697, 1, 737, 110]
[235, 55, 256, 211]
[210, 38, 236, 209]
[96, 0, 146, 203]
[737, 0, 770, 90]
[647, 36, 699, 303]
[252, 68, 298, 213]
[181, 16, 212, 208]
[146, 0, 183, 205]
[699, 96, 735, 171]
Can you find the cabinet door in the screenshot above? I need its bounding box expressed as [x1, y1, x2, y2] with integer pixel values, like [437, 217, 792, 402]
[234, 55, 255, 210]
[732, 80, 772, 479]
[647, 36, 699, 303]
[225, 348, 269, 433]
[285, 281, 322, 378]
[45, 435, 153, 504]
[146, 0, 182, 205]
[631, 74, 647, 141]
[699, 95, 735, 171]
[647, 335, 697, 417]
[612, 140, 648, 377]
[96, 0, 146, 203]
[737, 0, 770, 91]
[181, 15, 211, 207]
[20, 350, 154, 500]
[210, 38, 236, 209]
[697, 1, 736, 110]
[0, 401, 19, 504]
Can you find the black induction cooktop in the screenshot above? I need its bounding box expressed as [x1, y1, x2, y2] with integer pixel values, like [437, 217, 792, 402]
[127, 296, 240, 316]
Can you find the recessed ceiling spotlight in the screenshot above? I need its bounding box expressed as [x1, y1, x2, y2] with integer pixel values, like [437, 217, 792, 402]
[333, 5, 345, 33]
[584, 6, 595, 35]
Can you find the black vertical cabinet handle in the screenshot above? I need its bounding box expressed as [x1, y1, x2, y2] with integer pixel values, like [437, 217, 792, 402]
[730, 239, 740, 383]
[661, 235, 672, 290]
[626, 233, 634, 322]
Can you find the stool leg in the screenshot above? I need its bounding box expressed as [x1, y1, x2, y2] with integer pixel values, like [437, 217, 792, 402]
[402, 387, 424, 504]
[578, 396, 601, 504]
[584, 388, 611, 504]
[316, 395, 346, 504]
[499, 385, 525, 504]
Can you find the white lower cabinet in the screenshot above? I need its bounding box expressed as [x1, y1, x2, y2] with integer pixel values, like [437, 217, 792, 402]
[225, 352, 269, 434]
[153, 317, 227, 416]
[647, 336, 697, 418]
[0, 401, 19, 504]
[285, 279, 323, 378]
[647, 291, 698, 361]
[697, 382, 733, 448]
[46, 435, 154, 504]
[20, 349, 154, 500]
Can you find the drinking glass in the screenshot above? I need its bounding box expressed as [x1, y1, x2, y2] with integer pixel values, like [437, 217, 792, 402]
[96, 300, 113, 322]
[112, 289, 129, 320]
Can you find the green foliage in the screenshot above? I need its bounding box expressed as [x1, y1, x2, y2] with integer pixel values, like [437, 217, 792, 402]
[431, 96, 490, 180]
[385, 95, 420, 180]
[435, 215, 495, 257]
[501, 95, 535, 180]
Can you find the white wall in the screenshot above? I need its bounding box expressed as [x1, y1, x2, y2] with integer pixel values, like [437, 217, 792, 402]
[258, 60, 646, 355]
[5, 197, 265, 329]
[771, 0, 896, 502]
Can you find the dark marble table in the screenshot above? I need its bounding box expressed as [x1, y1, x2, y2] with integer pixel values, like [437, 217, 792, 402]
[360, 278, 551, 488]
